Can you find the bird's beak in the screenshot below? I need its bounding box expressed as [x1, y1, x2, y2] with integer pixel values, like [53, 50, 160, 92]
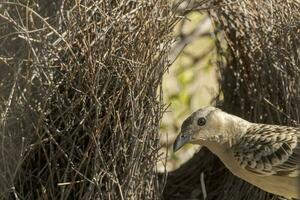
[173, 133, 191, 152]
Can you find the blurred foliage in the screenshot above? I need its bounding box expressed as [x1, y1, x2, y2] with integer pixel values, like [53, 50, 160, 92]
[159, 12, 219, 171]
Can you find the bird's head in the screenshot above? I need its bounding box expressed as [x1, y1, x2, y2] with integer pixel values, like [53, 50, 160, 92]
[173, 106, 237, 152]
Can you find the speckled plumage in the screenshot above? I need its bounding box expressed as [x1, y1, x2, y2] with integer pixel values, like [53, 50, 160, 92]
[233, 124, 300, 177]
[173, 106, 300, 199]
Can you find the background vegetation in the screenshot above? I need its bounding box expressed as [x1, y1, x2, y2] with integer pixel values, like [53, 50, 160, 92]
[1, 0, 299, 200]
[159, 11, 218, 171]
[0, 1, 176, 199]
[163, 1, 300, 200]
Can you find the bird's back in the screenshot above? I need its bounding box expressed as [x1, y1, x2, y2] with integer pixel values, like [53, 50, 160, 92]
[233, 124, 300, 177]
[204, 123, 300, 199]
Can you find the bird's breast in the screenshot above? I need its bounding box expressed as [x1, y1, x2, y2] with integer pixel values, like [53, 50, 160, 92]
[203, 142, 300, 199]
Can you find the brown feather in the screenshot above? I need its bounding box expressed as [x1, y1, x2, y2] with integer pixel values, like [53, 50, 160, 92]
[233, 124, 300, 177]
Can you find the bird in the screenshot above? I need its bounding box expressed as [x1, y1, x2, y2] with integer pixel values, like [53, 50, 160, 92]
[173, 106, 300, 199]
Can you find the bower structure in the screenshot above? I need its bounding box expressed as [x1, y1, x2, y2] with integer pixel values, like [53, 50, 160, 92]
[164, 0, 300, 200]
[0, 1, 176, 199]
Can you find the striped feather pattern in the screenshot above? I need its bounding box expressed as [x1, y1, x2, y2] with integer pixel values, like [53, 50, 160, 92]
[233, 124, 300, 177]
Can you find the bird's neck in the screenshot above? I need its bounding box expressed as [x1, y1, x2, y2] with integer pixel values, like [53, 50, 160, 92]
[221, 113, 251, 146]
[198, 140, 232, 159]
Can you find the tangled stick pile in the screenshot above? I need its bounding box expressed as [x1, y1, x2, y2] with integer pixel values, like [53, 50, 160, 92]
[0, 1, 176, 199]
[1, 0, 299, 199]
[164, 0, 300, 200]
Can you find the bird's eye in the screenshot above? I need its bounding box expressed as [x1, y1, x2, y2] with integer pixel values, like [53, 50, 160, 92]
[197, 117, 206, 126]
